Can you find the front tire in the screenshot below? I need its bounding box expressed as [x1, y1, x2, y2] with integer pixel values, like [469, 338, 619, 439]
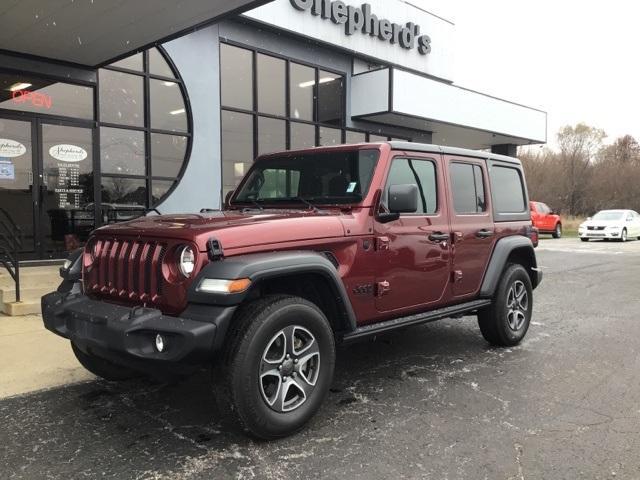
[213, 295, 335, 439]
[620, 228, 628, 242]
[71, 342, 139, 381]
[581, 238, 589, 242]
[478, 264, 533, 347]
[552, 223, 562, 239]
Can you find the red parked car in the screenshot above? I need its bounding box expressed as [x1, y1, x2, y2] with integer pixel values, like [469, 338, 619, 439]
[530, 201, 562, 238]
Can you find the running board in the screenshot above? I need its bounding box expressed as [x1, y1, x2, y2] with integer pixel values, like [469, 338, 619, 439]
[342, 299, 491, 344]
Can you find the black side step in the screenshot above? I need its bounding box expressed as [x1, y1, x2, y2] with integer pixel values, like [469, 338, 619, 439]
[341, 299, 491, 344]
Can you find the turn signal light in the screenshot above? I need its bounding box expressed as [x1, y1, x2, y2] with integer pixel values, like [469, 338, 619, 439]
[197, 278, 252, 294]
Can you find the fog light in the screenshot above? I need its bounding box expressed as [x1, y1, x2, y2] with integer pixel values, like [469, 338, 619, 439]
[155, 334, 165, 353]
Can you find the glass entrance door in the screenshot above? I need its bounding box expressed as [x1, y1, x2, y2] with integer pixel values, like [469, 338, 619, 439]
[40, 121, 95, 258]
[0, 115, 95, 259]
[0, 117, 36, 255]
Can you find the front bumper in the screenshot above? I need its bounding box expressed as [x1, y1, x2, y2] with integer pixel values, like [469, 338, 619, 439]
[579, 229, 623, 239]
[42, 291, 233, 377]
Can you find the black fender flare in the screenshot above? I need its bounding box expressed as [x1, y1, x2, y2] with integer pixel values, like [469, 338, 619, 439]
[480, 236, 541, 298]
[187, 251, 357, 332]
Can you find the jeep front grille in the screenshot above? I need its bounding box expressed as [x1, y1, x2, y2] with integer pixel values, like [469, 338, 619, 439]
[86, 239, 168, 304]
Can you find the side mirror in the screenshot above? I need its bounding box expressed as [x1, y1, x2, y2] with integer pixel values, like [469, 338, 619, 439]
[378, 184, 418, 223]
[388, 184, 418, 213]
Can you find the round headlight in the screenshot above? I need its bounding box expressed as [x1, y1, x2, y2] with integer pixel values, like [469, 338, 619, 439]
[178, 246, 196, 277]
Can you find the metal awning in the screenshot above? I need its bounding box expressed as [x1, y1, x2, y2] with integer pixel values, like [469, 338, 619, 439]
[0, 0, 271, 67]
[351, 67, 547, 149]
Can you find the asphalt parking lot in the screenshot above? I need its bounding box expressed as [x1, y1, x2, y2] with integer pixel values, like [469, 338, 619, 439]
[2, 237, 640, 480]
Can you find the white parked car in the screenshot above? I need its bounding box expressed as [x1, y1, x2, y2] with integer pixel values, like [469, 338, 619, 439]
[579, 209, 640, 242]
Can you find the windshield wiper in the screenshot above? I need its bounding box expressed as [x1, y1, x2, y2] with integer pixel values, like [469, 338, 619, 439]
[291, 197, 320, 212]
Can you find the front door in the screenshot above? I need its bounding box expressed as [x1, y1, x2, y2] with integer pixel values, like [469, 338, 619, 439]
[374, 154, 452, 314]
[39, 120, 95, 258]
[446, 158, 496, 298]
[0, 116, 37, 255]
[0, 115, 95, 259]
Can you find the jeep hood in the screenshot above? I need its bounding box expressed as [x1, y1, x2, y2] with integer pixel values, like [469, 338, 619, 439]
[93, 210, 346, 251]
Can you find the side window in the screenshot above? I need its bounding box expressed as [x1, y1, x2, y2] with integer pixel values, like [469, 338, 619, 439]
[450, 162, 486, 214]
[489, 165, 526, 213]
[541, 203, 551, 214]
[385, 158, 437, 214]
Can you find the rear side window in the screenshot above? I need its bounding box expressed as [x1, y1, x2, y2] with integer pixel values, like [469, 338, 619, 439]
[450, 162, 486, 214]
[385, 158, 437, 214]
[489, 165, 526, 213]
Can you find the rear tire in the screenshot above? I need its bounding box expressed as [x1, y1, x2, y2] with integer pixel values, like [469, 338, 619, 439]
[552, 223, 562, 239]
[71, 342, 139, 381]
[478, 264, 533, 347]
[581, 238, 589, 242]
[213, 295, 335, 439]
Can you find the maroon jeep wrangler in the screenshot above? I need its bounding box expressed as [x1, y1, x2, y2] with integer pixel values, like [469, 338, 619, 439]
[43, 142, 542, 438]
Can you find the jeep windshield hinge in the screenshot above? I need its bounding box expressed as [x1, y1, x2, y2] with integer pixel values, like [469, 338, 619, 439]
[207, 238, 224, 261]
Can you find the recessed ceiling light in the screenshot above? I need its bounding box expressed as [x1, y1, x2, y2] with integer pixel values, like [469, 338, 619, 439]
[8, 82, 32, 92]
[163, 81, 175, 87]
[298, 77, 336, 88]
[170, 108, 185, 115]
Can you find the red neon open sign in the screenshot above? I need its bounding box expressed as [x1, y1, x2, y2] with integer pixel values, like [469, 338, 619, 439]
[11, 90, 53, 110]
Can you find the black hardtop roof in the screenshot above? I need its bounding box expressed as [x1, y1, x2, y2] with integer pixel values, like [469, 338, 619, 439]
[388, 141, 522, 165]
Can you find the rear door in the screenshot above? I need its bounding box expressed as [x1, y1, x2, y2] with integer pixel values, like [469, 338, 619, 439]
[374, 152, 452, 314]
[445, 157, 496, 298]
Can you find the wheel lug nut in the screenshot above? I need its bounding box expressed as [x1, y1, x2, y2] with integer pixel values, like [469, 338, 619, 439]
[283, 376, 288, 381]
[278, 365, 282, 370]
[294, 359, 298, 364]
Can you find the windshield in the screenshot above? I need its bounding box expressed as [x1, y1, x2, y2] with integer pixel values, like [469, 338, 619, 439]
[232, 149, 380, 206]
[593, 211, 625, 221]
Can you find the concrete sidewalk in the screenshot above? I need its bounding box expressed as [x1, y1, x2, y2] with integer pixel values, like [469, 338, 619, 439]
[0, 313, 93, 398]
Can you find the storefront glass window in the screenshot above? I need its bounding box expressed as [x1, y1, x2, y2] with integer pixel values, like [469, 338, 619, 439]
[101, 177, 147, 222]
[151, 133, 188, 178]
[258, 116, 286, 155]
[258, 54, 286, 116]
[317, 71, 343, 125]
[99, 69, 144, 127]
[148, 48, 175, 78]
[290, 122, 316, 150]
[221, 44, 253, 110]
[222, 110, 254, 197]
[150, 79, 188, 132]
[100, 127, 145, 175]
[152, 179, 175, 204]
[0, 73, 94, 120]
[319, 126, 342, 146]
[110, 53, 143, 72]
[98, 47, 191, 212]
[346, 131, 367, 143]
[290, 63, 315, 121]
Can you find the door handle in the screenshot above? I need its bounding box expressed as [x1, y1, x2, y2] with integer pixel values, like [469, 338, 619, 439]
[476, 229, 495, 238]
[428, 232, 450, 242]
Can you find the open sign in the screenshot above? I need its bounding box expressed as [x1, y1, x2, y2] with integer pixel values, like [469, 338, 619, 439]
[12, 90, 53, 110]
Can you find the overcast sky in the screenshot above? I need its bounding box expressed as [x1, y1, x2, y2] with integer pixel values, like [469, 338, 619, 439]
[414, 0, 640, 148]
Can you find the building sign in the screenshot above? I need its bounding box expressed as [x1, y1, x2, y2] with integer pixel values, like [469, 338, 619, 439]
[0, 139, 26, 158]
[11, 90, 53, 110]
[49, 144, 88, 163]
[290, 0, 431, 54]
[244, 0, 454, 81]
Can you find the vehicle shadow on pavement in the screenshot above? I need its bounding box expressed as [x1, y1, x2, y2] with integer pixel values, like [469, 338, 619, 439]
[2, 318, 498, 479]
